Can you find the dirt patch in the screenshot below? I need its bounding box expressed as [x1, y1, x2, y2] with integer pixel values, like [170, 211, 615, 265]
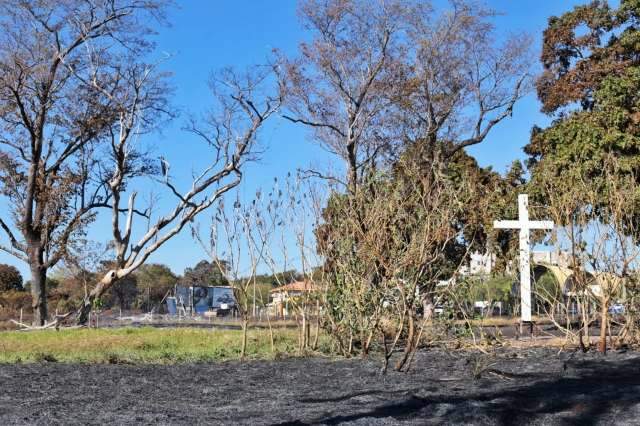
[1, 347, 640, 425]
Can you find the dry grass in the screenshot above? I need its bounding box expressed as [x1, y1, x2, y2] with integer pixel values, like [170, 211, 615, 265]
[502, 336, 570, 349]
[455, 315, 553, 327]
[0, 327, 327, 364]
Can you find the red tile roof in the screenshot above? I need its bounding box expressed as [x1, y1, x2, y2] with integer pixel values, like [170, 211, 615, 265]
[270, 281, 318, 293]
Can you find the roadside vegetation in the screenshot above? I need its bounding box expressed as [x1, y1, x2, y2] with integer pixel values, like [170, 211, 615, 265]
[1, 0, 640, 374]
[0, 327, 330, 364]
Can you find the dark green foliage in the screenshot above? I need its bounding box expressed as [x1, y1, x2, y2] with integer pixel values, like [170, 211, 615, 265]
[109, 275, 138, 311]
[134, 264, 178, 311]
[0, 263, 22, 291]
[527, 0, 640, 237]
[182, 260, 229, 287]
[252, 270, 302, 288]
[533, 270, 563, 309]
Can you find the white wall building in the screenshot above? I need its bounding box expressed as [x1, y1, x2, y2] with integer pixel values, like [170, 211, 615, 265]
[459, 251, 495, 276]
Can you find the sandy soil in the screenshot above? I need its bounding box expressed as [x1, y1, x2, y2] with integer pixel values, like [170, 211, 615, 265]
[1, 347, 640, 425]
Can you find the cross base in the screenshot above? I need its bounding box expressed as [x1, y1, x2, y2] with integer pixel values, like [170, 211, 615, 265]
[515, 320, 536, 339]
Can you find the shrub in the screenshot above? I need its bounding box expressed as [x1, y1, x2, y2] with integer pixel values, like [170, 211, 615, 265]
[0, 264, 23, 291]
[0, 290, 31, 311]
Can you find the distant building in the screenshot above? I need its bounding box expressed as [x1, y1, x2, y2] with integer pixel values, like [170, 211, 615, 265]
[457, 249, 570, 278]
[270, 281, 318, 318]
[166, 285, 235, 316]
[460, 251, 495, 276]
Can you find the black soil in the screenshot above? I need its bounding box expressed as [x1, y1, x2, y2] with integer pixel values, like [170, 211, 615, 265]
[1, 347, 640, 425]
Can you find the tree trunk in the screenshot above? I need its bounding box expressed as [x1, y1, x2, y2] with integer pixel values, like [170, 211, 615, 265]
[363, 329, 375, 359]
[299, 314, 306, 353]
[77, 271, 117, 325]
[381, 332, 390, 374]
[396, 311, 415, 371]
[267, 311, 275, 354]
[312, 306, 320, 351]
[305, 314, 311, 350]
[423, 297, 434, 319]
[241, 317, 248, 360]
[598, 297, 608, 354]
[29, 264, 47, 326]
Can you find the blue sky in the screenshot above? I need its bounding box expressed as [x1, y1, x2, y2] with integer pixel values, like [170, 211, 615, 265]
[0, 0, 607, 279]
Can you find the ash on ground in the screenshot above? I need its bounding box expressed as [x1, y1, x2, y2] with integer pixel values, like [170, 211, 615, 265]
[1, 347, 639, 425]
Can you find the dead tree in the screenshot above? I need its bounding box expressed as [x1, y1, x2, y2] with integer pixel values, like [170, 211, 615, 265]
[193, 193, 269, 360]
[399, 0, 531, 162]
[0, 0, 169, 325]
[281, 0, 531, 194]
[536, 158, 640, 353]
[256, 175, 325, 353]
[278, 0, 413, 194]
[75, 66, 282, 324]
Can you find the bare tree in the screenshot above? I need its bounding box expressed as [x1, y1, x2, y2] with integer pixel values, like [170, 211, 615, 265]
[278, 0, 416, 194]
[199, 173, 325, 357]
[195, 193, 268, 360]
[281, 0, 532, 193]
[399, 1, 531, 162]
[536, 158, 640, 353]
[256, 175, 326, 353]
[0, 0, 169, 325]
[197, 173, 327, 357]
[75, 66, 282, 324]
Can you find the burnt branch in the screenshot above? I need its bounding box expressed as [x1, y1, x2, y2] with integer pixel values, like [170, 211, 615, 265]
[75, 65, 281, 324]
[0, 217, 25, 253]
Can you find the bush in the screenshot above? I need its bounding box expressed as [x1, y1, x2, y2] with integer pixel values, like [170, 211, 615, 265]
[0, 264, 23, 291]
[0, 290, 31, 311]
[55, 298, 77, 314]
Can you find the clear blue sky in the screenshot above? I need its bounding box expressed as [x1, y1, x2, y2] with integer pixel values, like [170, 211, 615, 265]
[0, 0, 608, 279]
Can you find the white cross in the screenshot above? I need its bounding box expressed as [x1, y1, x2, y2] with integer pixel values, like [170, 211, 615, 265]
[494, 194, 554, 322]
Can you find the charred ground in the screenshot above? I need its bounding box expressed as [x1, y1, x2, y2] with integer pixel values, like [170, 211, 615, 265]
[1, 347, 640, 425]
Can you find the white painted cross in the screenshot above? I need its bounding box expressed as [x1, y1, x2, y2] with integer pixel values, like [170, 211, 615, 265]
[493, 194, 554, 322]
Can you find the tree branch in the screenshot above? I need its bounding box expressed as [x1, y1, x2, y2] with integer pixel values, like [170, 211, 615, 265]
[282, 115, 346, 138]
[0, 218, 25, 253]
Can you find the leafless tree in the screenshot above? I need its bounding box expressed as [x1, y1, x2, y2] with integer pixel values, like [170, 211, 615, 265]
[280, 0, 532, 193]
[74, 66, 282, 324]
[278, 0, 416, 194]
[198, 175, 325, 357]
[399, 1, 532, 162]
[194, 192, 268, 360]
[536, 157, 640, 353]
[256, 175, 326, 353]
[0, 0, 170, 325]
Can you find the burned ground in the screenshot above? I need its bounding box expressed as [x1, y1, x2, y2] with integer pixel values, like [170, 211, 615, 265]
[1, 347, 639, 425]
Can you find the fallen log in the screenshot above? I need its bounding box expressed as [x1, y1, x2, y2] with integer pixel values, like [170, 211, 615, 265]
[10, 319, 59, 330]
[10, 312, 77, 331]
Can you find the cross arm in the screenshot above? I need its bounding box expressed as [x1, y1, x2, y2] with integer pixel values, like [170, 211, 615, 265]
[493, 220, 520, 229]
[493, 220, 554, 230]
[529, 221, 554, 230]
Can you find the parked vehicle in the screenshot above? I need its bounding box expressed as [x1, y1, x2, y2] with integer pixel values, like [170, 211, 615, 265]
[609, 303, 625, 315]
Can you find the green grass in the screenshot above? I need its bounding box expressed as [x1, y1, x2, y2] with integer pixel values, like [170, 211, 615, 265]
[0, 327, 317, 364]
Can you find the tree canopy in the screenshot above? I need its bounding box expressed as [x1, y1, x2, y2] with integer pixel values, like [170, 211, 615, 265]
[0, 263, 23, 292]
[182, 260, 229, 287]
[526, 0, 640, 235]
